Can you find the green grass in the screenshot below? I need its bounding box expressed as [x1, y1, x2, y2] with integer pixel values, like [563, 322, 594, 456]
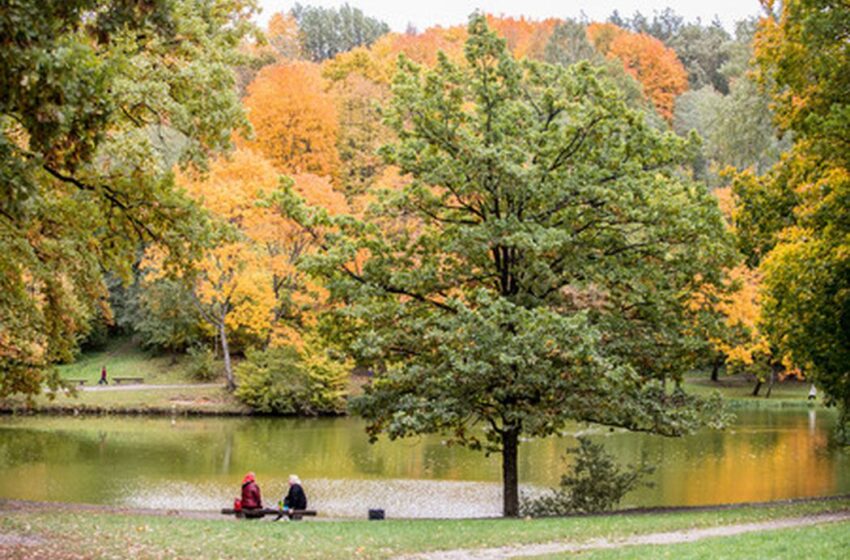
[0, 337, 250, 415]
[533, 518, 850, 559]
[56, 337, 207, 385]
[682, 371, 816, 408]
[15, 385, 249, 414]
[1, 498, 848, 559]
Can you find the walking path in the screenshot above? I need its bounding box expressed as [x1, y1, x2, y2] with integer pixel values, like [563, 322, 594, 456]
[79, 383, 223, 392]
[399, 510, 850, 560]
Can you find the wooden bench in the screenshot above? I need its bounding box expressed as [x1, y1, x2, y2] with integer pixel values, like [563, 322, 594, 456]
[112, 377, 144, 385]
[221, 508, 317, 521]
[64, 379, 87, 386]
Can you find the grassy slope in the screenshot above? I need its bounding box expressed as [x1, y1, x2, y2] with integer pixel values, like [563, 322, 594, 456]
[1, 498, 848, 559]
[56, 337, 199, 385]
[0, 337, 249, 414]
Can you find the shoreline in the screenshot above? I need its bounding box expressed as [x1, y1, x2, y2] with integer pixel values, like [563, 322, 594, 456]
[3, 493, 849, 522]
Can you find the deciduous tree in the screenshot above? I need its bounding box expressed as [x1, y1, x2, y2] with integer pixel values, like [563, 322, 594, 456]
[240, 62, 340, 178]
[291, 16, 732, 517]
[0, 0, 256, 397]
[738, 0, 850, 438]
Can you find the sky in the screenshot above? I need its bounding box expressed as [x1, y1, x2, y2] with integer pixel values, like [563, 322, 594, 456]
[256, 1, 766, 32]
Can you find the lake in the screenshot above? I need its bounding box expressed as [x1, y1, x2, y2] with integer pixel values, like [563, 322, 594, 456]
[0, 408, 848, 518]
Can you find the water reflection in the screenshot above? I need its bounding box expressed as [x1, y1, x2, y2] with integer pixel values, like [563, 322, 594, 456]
[0, 409, 847, 518]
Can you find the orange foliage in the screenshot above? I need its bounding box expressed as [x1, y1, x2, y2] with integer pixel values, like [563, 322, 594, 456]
[240, 62, 340, 178]
[324, 16, 559, 86]
[486, 15, 559, 60]
[267, 12, 302, 60]
[607, 32, 688, 121]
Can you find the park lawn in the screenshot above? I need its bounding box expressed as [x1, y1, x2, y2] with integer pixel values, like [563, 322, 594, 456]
[1, 386, 248, 415]
[56, 337, 209, 386]
[0, 498, 848, 559]
[534, 518, 850, 559]
[682, 372, 814, 407]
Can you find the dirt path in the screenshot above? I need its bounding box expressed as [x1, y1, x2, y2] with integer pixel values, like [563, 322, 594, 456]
[79, 383, 223, 392]
[399, 510, 850, 560]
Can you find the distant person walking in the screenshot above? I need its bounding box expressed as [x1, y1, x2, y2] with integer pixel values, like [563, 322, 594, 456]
[98, 365, 108, 385]
[283, 474, 307, 510]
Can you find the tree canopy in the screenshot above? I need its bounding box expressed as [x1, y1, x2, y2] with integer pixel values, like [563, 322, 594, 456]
[739, 0, 850, 439]
[289, 16, 733, 517]
[0, 0, 256, 397]
[291, 2, 390, 62]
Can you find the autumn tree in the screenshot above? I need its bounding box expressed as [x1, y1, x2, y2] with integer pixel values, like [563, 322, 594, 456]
[330, 74, 392, 196]
[267, 12, 303, 60]
[144, 149, 284, 388]
[292, 16, 732, 517]
[240, 62, 340, 178]
[0, 0, 256, 397]
[743, 0, 850, 440]
[606, 31, 689, 121]
[485, 15, 559, 60]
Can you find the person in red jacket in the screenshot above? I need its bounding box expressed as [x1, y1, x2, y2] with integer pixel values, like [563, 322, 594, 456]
[240, 472, 263, 517]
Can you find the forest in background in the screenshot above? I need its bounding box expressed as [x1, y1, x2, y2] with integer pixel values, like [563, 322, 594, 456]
[1, 0, 848, 516]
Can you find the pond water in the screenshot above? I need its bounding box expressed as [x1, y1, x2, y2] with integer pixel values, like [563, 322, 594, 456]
[0, 408, 848, 518]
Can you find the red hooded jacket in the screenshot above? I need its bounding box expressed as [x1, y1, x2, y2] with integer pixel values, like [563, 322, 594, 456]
[241, 473, 262, 509]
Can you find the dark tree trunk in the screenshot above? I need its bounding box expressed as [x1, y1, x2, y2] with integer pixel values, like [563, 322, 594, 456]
[502, 426, 520, 517]
[219, 321, 235, 391]
[765, 364, 780, 399]
[752, 380, 762, 396]
[711, 354, 723, 382]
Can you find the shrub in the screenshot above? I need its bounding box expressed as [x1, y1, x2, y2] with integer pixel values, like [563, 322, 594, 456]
[520, 436, 654, 517]
[234, 339, 349, 415]
[186, 345, 219, 381]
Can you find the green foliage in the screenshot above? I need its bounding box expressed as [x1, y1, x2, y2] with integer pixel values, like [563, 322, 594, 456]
[124, 278, 205, 354]
[543, 21, 649, 118]
[291, 3, 390, 62]
[0, 0, 258, 397]
[521, 437, 654, 516]
[747, 0, 850, 440]
[186, 345, 218, 382]
[234, 341, 348, 415]
[543, 20, 601, 68]
[673, 79, 789, 187]
[291, 15, 733, 516]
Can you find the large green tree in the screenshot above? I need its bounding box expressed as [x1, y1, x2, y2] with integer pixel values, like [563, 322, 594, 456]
[291, 16, 732, 517]
[741, 0, 850, 440]
[0, 0, 256, 397]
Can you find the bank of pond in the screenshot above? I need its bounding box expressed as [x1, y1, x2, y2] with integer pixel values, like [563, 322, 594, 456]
[1, 408, 848, 518]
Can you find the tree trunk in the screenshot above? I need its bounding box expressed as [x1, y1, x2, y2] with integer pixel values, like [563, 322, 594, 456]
[711, 354, 723, 382]
[765, 365, 778, 399]
[752, 379, 762, 396]
[219, 322, 235, 391]
[502, 426, 520, 517]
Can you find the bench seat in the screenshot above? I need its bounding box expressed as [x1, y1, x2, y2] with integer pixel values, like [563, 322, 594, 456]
[113, 377, 144, 384]
[221, 508, 316, 520]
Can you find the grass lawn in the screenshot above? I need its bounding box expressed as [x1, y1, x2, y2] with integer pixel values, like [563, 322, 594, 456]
[535, 518, 850, 559]
[56, 337, 210, 386]
[10, 385, 250, 415]
[0, 498, 848, 559]
[682, 371, 815, 408]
